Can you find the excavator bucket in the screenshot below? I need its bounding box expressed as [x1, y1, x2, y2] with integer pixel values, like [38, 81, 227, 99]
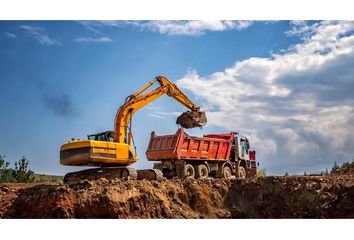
[176, 111, 207, 129]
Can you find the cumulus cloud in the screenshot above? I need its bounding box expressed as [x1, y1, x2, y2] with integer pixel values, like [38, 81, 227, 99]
[176, 21, 354, 174]
[74, 36, 113, 43]
[77, 20, 254, 36]
[19, 25, 61, 46]
[4, 32, 16, 38]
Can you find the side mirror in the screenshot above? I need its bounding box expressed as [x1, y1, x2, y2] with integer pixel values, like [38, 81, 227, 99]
[257, 162, 259, 166]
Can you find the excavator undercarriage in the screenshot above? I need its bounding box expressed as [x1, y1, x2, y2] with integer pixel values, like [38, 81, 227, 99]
[63, 167, 164, 183]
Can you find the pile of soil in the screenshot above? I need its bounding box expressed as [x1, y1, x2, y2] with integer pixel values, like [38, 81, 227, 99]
[1, 175, 354, 218]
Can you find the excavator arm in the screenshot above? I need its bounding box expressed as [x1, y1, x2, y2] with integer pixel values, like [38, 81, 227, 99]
[114, 76, 206, 144]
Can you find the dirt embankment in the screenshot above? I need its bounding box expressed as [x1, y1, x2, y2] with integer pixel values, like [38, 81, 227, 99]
[1, 174, 354, 219]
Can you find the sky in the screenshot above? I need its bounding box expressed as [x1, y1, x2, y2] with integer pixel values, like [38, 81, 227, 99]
[0, 20, 353, 176]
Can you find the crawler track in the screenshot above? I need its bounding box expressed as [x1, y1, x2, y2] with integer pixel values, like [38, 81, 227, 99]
[63, 167, 164, 184]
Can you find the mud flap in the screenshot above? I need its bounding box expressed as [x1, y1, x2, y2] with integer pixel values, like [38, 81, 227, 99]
[175, 162, 185, 178]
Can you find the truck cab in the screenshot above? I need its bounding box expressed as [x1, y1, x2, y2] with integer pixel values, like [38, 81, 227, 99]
[232, 133, 257, 177]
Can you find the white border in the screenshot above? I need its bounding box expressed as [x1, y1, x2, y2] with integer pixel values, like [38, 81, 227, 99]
[0, 0, 353, 20]
[1, 219, 353, 239]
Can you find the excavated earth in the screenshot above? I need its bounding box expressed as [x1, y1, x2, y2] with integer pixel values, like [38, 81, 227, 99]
[1, 174, 354, 219]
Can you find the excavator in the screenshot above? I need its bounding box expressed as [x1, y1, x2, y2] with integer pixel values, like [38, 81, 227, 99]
[60, 76, 207, 183]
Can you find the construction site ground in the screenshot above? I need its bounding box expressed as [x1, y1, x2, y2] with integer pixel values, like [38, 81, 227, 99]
[1, 171, 354, 218]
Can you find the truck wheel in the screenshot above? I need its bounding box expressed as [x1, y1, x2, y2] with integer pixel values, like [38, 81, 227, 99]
[184, 164, 195, 179]
[222, 166, 233, 179]
[196, 164, 209, 179]
[238, 166, 246, 179]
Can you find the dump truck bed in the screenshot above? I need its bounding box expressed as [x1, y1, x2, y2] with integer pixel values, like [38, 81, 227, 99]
[146, 128, 234, 162]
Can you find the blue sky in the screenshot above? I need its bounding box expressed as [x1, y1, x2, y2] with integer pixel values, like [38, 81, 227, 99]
[1, 20, 353, 175]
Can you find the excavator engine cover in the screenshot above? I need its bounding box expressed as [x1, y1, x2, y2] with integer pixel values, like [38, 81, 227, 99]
[176, 111, 207, 128]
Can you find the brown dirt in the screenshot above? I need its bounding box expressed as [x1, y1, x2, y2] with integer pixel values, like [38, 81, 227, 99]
[1, 175, 354, 218]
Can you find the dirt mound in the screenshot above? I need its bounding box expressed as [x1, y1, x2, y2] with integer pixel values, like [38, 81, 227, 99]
[1, 175, 354, 218]
[2, 179, 230, 218]
[0, 183, 45, 218]
[225, 175, 354, 218]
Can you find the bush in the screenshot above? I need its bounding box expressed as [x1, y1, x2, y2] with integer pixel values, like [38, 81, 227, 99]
[14, 156, 35, 183]
[0, 155, 35, 183]
[0, 155, 15, 183]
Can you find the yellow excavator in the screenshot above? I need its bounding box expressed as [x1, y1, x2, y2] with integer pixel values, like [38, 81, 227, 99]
[60, 76, 207, 183]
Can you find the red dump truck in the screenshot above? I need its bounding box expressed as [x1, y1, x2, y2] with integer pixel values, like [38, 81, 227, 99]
[146, 128, 257, 179]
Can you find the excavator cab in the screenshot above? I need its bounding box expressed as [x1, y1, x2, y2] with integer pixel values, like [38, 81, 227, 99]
[87, 131, 115, 142]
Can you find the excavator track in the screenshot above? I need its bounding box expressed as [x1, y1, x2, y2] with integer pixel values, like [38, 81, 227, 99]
[137, 169, 164, 180]
[63, 167, 164, 184]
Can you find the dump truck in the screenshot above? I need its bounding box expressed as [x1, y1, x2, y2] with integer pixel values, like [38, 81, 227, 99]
[146, 128, 257, 179]
[60, 76, 207, 183]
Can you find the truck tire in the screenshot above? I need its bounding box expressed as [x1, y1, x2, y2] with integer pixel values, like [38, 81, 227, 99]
[238, 166, 246, 179]
[222, 166, 233, 179]
[195, 164, 208, 179]
[184, 164, 195, 179]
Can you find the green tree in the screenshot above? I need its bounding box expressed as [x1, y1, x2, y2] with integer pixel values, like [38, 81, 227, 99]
[341, 162, 350, 172]
[284, 172, 289, 176]
[331, 161, 340, 174]
[257, 168, 266, 177]
[14, 156, 34, 183]
[0, 155, 15, 183]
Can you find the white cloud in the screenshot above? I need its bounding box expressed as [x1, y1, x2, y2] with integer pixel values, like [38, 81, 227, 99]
[176, 21, 354, 174]
[77, 20, 254, 36]
[19, 25, 61, 46]
[133, 20, 254, 36]
[148, 113, 166, 119]
[74, 36, 113, 43]
[4, 32, 16, 38]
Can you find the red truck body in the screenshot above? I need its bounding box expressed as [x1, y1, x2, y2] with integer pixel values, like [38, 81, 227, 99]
[146, 128, 257, 179]
[146, 128, 234, 162]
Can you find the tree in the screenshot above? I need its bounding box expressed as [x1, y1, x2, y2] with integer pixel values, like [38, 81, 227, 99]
[331, 161, 340, 174]
[0, 155, 15, 183]
[320, 168, 329, 176]
[341, 162, 350, 172]
[13, 156, 34, 183]
[284, 172, 289, 176]
[257, 168, 266, 177]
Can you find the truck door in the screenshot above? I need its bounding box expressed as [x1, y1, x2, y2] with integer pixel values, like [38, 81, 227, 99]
[239, 137, 250, 161]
